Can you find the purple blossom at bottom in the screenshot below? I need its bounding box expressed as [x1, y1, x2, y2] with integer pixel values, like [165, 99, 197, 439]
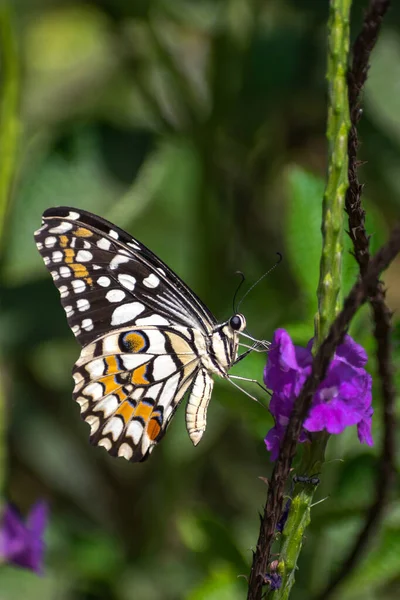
[264, 329, 373, 461]
[264, 572, 282, 590]
[0, 501, 48, 574]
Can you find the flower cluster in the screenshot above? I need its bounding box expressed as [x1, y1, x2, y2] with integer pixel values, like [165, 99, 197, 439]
[264, 329, 373, 461]
[0, 501, 48, 574]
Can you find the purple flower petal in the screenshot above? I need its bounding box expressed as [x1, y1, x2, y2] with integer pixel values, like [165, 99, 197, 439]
[0, 500, 48, 575]
[264, 330, 373, 460]
[357, 410, 374, 446]
[335, 335, 368, 368]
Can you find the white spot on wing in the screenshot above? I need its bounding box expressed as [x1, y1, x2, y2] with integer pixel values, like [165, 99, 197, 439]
[109, 230, 119, 240]
[118, 274, 136, 291]
[51, 270, 59, 280]
[152, 356, 177, 381]
[102, 416, 123, 440]
[98, 276, 111, 287]
[158, 372, 181, 408]
[49, 222, 73, 234]
[94, 394, 119, 417]
[59, 285, 69, 298]
[97, 238, 111, 250]
[157, 268, 166, 276]
[136, 315, 169, 326]
[44, 236, 57, 248]
[84, 382, 103, 400]
[72, 279, 85, 293]
[71, 324, 81, 336]
[118, 443, 133, 460]
[111, 302, 145, 325]
[73, 371, 84, 385]
[86, 358, 105, 378]
[127, 241, 140, 250]
[106, 289, 126, 303]
[65, 305, 74, 317]
[86, 415, 100, 434]
[120, 354, 150, 370]
[43, 257, 50, 265]
[68, 211, 80, 220]
[77, 298, 90, 311]
[126, 420, 143, 444]
[143, 274, 160, 288]
[76, 396, 88, 412]
[36, 242, 43, 250]
[109, 254, 130, 270]
[98, 438, 112, 451]
[60, 266, 71, 278]
[82, 318, 93, 331]
[76, 250, 92, 262]
[52, 251, 63, 263]
[103, 334, 121, 354]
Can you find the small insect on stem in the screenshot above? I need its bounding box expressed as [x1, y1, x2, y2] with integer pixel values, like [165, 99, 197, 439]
[293, 474, 320, 486]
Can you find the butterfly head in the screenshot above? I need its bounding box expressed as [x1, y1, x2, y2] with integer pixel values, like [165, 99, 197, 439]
[228, 313, 246, 332]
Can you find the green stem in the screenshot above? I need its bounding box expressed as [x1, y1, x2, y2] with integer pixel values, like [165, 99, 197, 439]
[270, 1, 351, 597]
[0, 3, 19, 245]
[0, 3, 20, 497]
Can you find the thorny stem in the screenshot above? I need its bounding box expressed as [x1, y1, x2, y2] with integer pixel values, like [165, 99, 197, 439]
[316, 2, 394, 598]
[246, 226, 400, 600]
[265, 2, 352, 598]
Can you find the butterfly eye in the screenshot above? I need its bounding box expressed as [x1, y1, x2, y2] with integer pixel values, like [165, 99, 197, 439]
[229, 314, 246, 331]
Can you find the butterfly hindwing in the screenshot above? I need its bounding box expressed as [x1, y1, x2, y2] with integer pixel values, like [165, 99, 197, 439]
[34, 207, 216, 347]
[73, 325, 201, 461]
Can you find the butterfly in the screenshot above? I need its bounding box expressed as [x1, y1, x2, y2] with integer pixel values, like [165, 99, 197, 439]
[34, 207, 267, 462]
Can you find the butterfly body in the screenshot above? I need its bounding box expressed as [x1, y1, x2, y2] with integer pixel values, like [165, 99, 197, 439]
[34, 207, 248, 461]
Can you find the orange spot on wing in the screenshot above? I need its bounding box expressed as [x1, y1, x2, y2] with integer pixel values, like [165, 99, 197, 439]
[64, 249, 75, 263]
[147, 418, 161, 440]
[59, 235, 68, 248]
[134, 401, 153, 422]
[115, 388, 126, 402]
[124, 332, 146, 353]
[99, 375, 121, 395]
[70, 263, 89, 278]
[86, 277, 93, 286]
[105, 356, 120, 374]
[75, 227, 93, 237]
[115, 401, 135, 423]
[131, 364, 149, 385]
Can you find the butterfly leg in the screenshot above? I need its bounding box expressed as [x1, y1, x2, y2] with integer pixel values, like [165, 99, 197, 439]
[235, 341, 269, 365]
[228, 374, 270, 397]
[226, 376, 269, 409]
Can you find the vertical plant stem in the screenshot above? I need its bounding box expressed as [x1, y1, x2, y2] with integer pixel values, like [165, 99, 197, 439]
[0, 3, 20, 498]
[315, 0, 351, 345]
[269, 2, 351, 598]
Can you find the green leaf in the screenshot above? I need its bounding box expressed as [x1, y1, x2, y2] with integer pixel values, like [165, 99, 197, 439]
[187, 562, 246, 600]
[284, 166, 324, 311]
[339, 527, 400, 598]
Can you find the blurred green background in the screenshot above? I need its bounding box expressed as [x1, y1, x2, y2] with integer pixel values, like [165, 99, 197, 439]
[1, 1, 399, 599]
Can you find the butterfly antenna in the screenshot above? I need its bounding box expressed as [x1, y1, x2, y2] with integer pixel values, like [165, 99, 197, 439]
[237, 253, 283, 312]
[232, 271, 246, 313]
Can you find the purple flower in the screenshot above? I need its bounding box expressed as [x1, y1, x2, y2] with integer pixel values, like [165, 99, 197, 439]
[0, 501, 48, 574]
[264, 572, 282, 590]
[264, 329, 373, 460]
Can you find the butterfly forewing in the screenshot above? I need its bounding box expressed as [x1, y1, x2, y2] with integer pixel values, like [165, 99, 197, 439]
[34, 207, 224, 462]
[34, 207, 216, 347]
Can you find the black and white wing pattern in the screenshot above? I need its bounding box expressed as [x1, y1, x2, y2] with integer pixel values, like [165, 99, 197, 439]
[34, 207, 223, 462]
